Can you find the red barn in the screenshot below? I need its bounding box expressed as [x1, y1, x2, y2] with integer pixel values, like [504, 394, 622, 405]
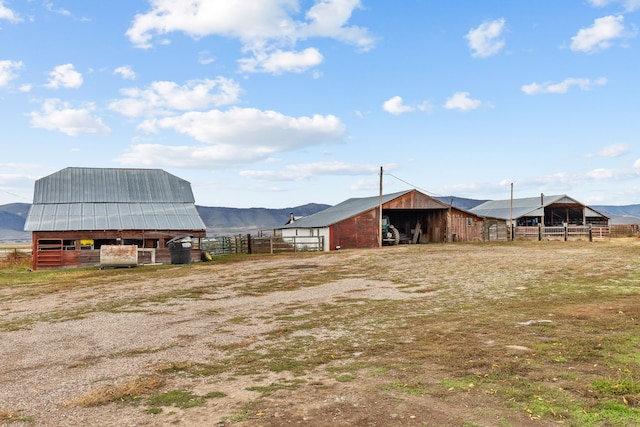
[24, 167, 207, 270]
[280, 190, 492, 251]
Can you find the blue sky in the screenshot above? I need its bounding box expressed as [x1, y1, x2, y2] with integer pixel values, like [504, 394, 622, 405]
[1, 0, 639, 208]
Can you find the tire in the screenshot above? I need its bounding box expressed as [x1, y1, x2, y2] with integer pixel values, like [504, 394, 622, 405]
[389, 226, 400, 245]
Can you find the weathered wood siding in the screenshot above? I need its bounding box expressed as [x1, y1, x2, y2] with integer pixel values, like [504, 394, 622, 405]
[384, 191, 449, 210]
[31, 230, 204, 270]
[450, 216, 484, 242]
[330, 209, 379, 250]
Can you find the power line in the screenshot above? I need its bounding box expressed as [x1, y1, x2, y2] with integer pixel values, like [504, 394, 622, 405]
[384, 173, 444, 198]
[3, 190, 30, 200]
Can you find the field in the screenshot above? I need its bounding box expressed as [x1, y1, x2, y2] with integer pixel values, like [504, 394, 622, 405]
[1, 240, 640, 426]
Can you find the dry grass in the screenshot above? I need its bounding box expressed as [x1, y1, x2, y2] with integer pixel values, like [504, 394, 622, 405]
[67, 375, 166, 407]
[2, 239, 640, 426]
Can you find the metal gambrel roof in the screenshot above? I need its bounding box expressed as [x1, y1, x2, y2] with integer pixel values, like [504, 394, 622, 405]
[470, 194, 608, 220]
[281, 190, 431, 229]
[32, 167, 196, 203]
[24, 167, 206, 231]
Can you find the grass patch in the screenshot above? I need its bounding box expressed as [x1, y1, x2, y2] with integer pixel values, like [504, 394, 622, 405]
[0, 409, 30, 424]
[246, 379, 306, 396]
[6, 241, 640, 426]
[69, 375, 165, 407]
[146, 389, 226, 413]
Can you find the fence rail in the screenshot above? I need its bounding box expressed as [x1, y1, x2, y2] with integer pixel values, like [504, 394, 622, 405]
[201, 235, 324, 255]
[513, 225, 616, 241]
[0, 248, 32, 267]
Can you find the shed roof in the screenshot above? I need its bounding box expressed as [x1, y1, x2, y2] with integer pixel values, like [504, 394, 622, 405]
[470, 194, 608, 220]
[24, 167, 206, 231]
[282, 190, 445, 229]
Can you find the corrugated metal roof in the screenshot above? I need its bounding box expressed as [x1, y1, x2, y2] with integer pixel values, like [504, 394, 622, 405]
[470, 194, 608, 220]
[24, 203, 205, 231]
[32, 167, 195, 203]
[281, 190, 412, 229]
[25, 168, 206, 231]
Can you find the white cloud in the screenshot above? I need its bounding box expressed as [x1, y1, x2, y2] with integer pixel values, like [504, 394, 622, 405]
[45, 64, 83, 89]
[241, 161, 379, 181]
[125, 0, 375, 74]
[114, 65, 136, 80]
[44, 1, 71, 16]
[238, 47, 323, 74]
[382, 96, 414, 115]
[0, 0, 22, 22]
[198, 51, 215, 65]
[297, 0, 376, 51]
[521, 77, 608, 94]
[28, 99, 111, 136]
[382, 96, 432, 115]
[444, 92, 482, 111]
[586, 143, 630, 158]
[570, 15, 626, 53]
[108, 78, 241, 117]
[0, 60, 22, 87]
[118, 107, 345, 167]
[588, 0, 640, 12]
[465, 18, 506, 58]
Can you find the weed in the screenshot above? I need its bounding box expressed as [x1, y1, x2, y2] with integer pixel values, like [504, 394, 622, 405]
[68, 375, 165, 407]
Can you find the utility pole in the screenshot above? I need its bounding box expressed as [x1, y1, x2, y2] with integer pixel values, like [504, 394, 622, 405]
[378, 166, 383, 248]
[510, 182, 513, 241]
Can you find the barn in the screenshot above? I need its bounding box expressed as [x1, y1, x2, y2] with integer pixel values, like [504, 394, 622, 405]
[470, 194, 609, 226]
[24, 167, 207, 270]
[280, 189, 494, 251]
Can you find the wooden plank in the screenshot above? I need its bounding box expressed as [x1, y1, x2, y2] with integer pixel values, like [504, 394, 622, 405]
[412, 220, 421, 244]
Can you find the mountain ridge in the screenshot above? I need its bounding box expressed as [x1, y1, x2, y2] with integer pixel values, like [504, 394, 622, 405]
[2, 199, 639, 242]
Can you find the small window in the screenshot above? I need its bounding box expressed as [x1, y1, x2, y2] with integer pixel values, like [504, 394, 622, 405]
[467, 218, 473, 226]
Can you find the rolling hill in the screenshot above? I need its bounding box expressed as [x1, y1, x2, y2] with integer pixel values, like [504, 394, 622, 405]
[0, 202, 331, 242]
[1, 199, 639, 242]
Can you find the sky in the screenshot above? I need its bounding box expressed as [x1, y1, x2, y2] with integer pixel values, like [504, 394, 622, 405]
[1, 0, 640, 209]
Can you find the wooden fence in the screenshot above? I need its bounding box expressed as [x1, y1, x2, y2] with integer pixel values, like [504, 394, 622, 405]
[201, 235, 324, 255]
[512, 225, 633, 241]
[0, 248, 32, 267]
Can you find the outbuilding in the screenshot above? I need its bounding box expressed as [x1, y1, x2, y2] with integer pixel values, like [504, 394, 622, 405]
[24, 167, 207, 270]
[280, 189, 493, 251]
[471, 194, 609, 241]
[470, 194, 608, 227]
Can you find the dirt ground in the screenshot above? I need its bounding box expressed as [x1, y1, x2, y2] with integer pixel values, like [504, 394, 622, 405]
[1, 241, 639, 426]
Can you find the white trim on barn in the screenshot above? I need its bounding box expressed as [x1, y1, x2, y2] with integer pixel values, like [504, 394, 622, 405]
[281, 226, 330, 251]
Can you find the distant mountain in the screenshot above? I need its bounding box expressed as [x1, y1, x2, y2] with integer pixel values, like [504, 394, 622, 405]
[0, 202, 331, 241]
[196, 203, 331, 236]
[2, 199, 638, 242]
[0, 203, 31, 242]
[591, 204, 640, 226]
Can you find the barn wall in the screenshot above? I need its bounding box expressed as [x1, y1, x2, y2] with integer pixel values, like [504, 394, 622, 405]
[330, 209, 379, 250]
[384, 191, 449, 210]
[420, 210, 448, 243]
[281, 227, 330, 251]
[449, 213, 484, 242]
[32, 229, 204, 270]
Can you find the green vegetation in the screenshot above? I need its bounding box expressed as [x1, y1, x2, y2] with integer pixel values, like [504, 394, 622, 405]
[146, 389, 226, 413]
[3, 240, 640, 425]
